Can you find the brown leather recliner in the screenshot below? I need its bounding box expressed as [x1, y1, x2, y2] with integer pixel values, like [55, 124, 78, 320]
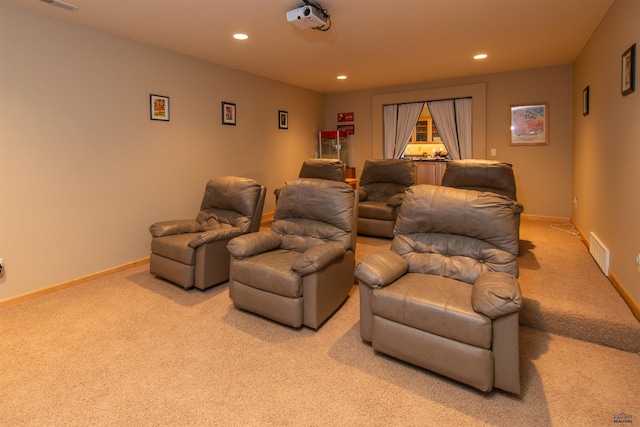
[357, 159, 415, 238]
[355, 184, 524, 394]
[274, 158, 346, 202]
[149, 176, 266, 290]
[228, 178, 357, 329]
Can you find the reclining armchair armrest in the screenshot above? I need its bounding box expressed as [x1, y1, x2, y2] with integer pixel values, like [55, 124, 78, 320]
[387, 193, 405, 208]
[512, 200, 525, 215]
[292, 242, 347, 276]
[227, 230, 282, 259]
[149, 219, 201, 237]
[354, 250, 408, 288]
[188, 226, 243, 249]
[358, 188, 368, 202]
[472, 272, 522, 319]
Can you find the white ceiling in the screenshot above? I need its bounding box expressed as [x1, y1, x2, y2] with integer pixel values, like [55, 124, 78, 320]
[4, 0, 615, 93]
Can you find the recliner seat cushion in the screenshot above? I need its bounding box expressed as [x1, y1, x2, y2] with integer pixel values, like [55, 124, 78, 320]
[371, 273, 492, 349]
[231, 249, 302, 297]
[151, 233, 197, 265]
[358, 201, 395, 221]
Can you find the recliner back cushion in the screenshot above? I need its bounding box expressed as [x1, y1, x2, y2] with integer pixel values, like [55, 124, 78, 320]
[359, 159, 415, 202]
[361, 183, 410, 202]
[442, 159, 517, 200]
[198, 176, 262, 232]
[273, 178, 354, 252]
[393, 185, 522, 283]
[273, 218, 351, 252]
[298, 159, 346, 182]
[197, 210, 247, 231]
[392, 233, 519, 283]
[396, 185, 522, 253]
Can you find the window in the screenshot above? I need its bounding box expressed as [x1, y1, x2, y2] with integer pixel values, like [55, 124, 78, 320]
[372, 83, 486, 160]
[403, 112, 447, 159]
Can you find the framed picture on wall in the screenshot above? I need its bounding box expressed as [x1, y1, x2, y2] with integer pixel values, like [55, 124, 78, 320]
[621, 43, 636, 96]
[338, 124, 355, 135]
[222, 102, 236, 125]
[278, 110, 288, 129]
[337, 112, 354, 122]
[509, 103, 548, 146]
[583, 86, 590, 116]
[150, 94, 170, 121]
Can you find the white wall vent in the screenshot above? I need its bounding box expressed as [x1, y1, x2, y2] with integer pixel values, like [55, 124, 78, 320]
[589, 232, 610, 276]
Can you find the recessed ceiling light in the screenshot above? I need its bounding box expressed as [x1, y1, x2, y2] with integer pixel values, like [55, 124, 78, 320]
[233, 33, 249, 40]
[474, 54, 488, 60]
[337, 75, 347, 80]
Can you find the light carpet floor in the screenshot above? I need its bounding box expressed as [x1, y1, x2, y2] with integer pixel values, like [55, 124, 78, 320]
[0, 218, 638, 426]
[517, 219, 640, 352]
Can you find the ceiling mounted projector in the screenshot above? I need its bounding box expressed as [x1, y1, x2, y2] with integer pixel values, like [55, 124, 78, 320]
[286, 5, 327, 30]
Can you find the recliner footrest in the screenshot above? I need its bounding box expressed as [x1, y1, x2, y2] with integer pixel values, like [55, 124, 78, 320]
[372, 316, 494, 392]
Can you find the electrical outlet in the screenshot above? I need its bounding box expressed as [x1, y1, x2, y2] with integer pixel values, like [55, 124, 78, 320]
[490, 148, 497, 157]
[573, 197, 578, 208]
[0, 258, 3, 275]
[636, 253, 640, 274]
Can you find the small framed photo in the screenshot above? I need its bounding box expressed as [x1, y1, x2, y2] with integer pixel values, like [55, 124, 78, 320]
[509, 103, 548, 146]
[583, 86, 590, 116]
[338, 124, 355, 135]
[150, 94, 169, 121]
[222, 102, 236, 125]
[621, 43, 636, 96]
[278, 110, 288, 129]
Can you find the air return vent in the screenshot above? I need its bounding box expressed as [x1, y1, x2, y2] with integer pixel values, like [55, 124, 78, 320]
[589, 232, 610, 276]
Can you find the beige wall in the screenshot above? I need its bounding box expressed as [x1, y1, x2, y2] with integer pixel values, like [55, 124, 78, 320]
[2, 1, 637, 308]
[324, 66, 574, 218]
[573, 0, 640, 303]
[0, 4, 324, 300]
[324, 0, 639, 305]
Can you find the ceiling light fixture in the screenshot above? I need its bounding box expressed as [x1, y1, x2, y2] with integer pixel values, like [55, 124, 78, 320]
[233, 33, 249, 40]
[474, 54, 488, 60]
[286, 1, 331, 31]
[337, 75, 347, 80]
[40, 0, 78, 11]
